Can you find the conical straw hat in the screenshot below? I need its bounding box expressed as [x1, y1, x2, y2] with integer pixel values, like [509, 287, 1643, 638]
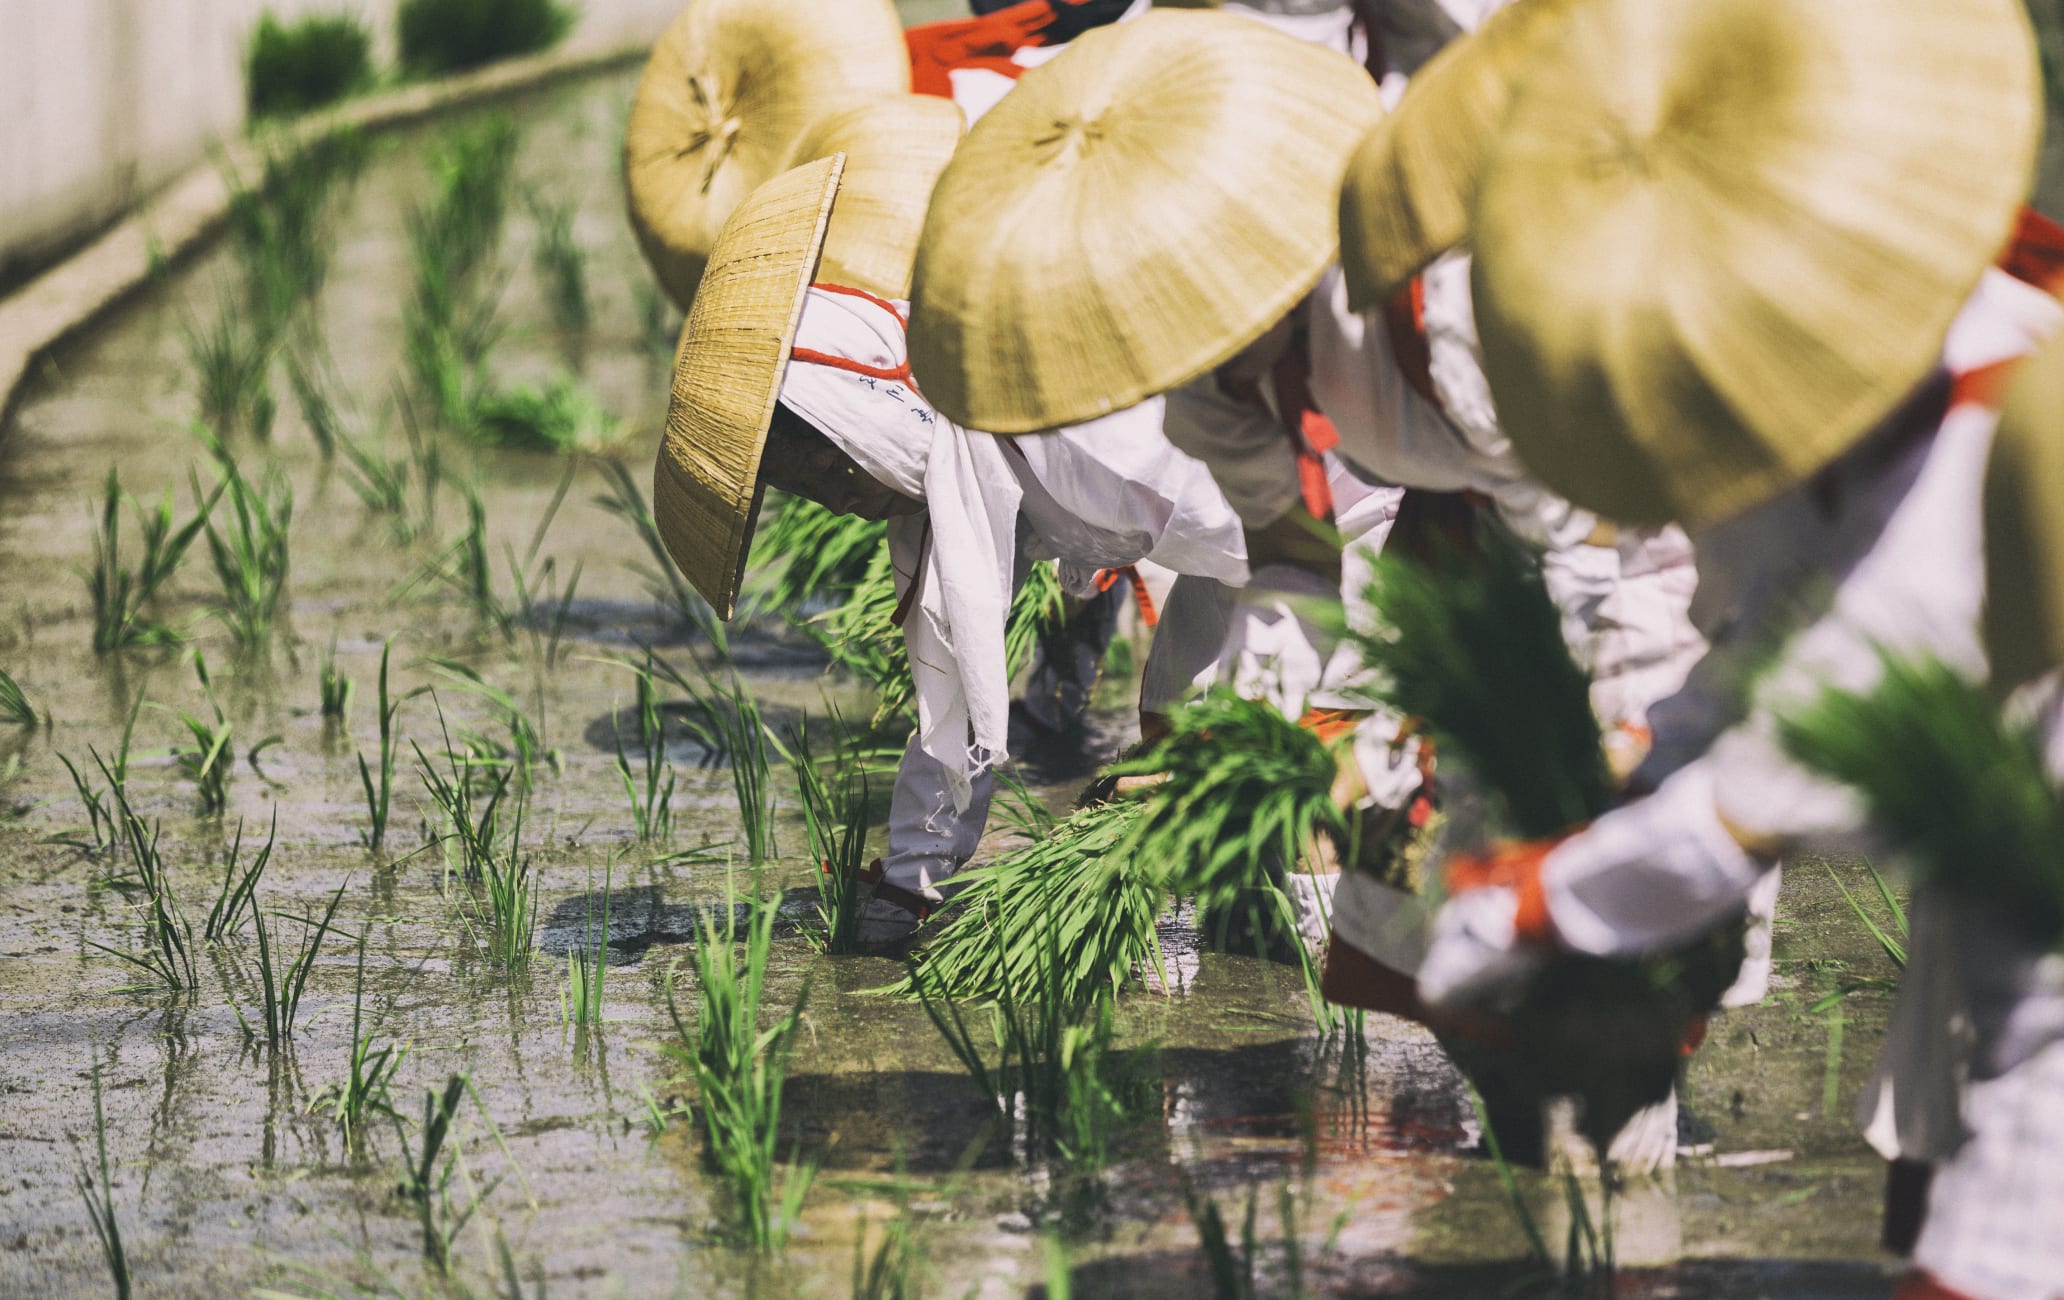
[653, 155, 844, 620]
[1985, 334, 2064, 694]
[624, 0, 906, 311]
[1472, 0, 2039, 532]
[907, 9, 1383, 433]
[1338, 0, 1581, 309]
[789, 95, 966, 300]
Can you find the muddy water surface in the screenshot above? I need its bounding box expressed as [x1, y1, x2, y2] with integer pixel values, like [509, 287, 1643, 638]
[0, 64, 1906, 1300]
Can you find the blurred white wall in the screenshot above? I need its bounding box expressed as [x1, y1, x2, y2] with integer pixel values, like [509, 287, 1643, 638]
[0, 0, 685, 280]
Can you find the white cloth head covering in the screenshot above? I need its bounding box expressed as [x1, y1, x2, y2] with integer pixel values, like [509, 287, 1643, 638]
[780, 287, 1021, 810]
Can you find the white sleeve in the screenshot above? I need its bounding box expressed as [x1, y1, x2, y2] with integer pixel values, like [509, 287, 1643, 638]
[1162, 377, 1304, 530]
[879, 730, 994, 897]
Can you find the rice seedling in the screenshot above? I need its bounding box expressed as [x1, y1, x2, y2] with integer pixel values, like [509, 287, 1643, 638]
[891, 799, 1159, 1005]
[636, 281, 681, 367]
[789, 718, 871, 954]
[663, 880, 814, 1250]
[283, 348, 343, 458]
[73, 1063, 130, 1300]
[397, 0, 573, 75]
[409, 484, 509, 637]
[0, 668, 36, 727]
[594, 459, 730, 656]
[467, 378, 615, 452]
[318, 644, 352, 722]
[335, 426, 414, 526]
[235, 882, 347, 1048]
[421, 658, 554, 784]
[708, 674, 778, 862]
[223, 133, 365, 342]
[357, 639, 402, 852]
[419, 710, 539, 965]
[992, 767, 1059, 842]
[392, 1073, 481, 1272]
[167, 651, 235, 815]
[203, 811, 276, 942]
[87, 774, 197, 989]
[1827, 859, 1909, 973]
[312, 927, 408, 1152]
[186, 295, 277, 441]
[525, 188, 589, 343]
[1114, 691, 1345, 931]
[245, 11, 374, 119]
[1780, 652, 2064, 944]
[83, 469, 220, 653]
[1351, 524, 1611, 841]
[910, 916, 1153, 1171]
[747, 494, 887, 616]
[196, 447, 294, 647]
[60, 753, 119, 853]
[1466, 1081, 1554, 1274]
[613, 656, 675, 844]
[1182, 1181, 1260, 1300]
[562, 859, 613, 1027]
[502, 461, 582, 666]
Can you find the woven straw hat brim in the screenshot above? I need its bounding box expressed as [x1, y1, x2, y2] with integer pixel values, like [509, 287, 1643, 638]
[1985, 334, 2064, 695]
[1338, 0, 1581, 310]
[1474, 0, 2039, 532]
[907, 10, 1383, 434]
[789, 95, 966, 300]
[653, 155, 844, 621]
[624, 0, 906, 312]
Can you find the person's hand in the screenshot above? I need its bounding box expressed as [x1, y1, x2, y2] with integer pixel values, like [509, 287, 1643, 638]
[1417, 837, 1564, 1011]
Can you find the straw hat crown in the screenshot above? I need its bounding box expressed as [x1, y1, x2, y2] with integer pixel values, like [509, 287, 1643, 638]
[624, 0, 905, 311]
[653, 155, 844, 620]
[1986, 333, 2064, 695]
[907, 10, 1383, 433]
[1471, 0, 2039, 532]
[1338, 0, 1581, 309]
[789, 95, 966, 300]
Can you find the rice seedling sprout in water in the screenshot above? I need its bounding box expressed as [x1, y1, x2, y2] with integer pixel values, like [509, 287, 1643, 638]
[85, 771, 197, 989]
[525, 187, 589, 343]
[167, 651, 235, 815]
[313, 926, 408, 1151]
[236, 881, 346, 1048]
[203, 810, 276, 942]
[613, 655, 675, 843]
[0, 668, 37, 728]
[83, 470, 220, 653]
[563, 858, 613, 1027]
[186, 295, 277, 441]
[392, 1073, 479, 1273]
[195, 438, 294, 647]
[319, 643, 353, 722]
[357, 639, 402, 851]
[664, 878, 813, 1250]
[73, 1062, 130, 1300]
[790, 718, 871, 954]
[467, 378, 615, 453]
[594, 460, 729, 655]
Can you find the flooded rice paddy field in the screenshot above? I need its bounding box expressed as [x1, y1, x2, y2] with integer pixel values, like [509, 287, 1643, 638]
[0, 66, 1908, 1299]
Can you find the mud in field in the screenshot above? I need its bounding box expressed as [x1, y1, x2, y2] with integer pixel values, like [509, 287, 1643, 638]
[0, 65, 1908, 1300]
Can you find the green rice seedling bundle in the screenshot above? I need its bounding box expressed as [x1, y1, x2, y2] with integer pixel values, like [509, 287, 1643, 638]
[1353, 522, 1734, 1140]
[890, 798, 1161, 1007]
[1114, 690, 1345, 927]
[911, 915, 1152, 1169]
[665, 881, 814, 1250]
[1352, 523, 1610, 840]
[1782, 654, 2064, 947]
[245, 11, 373, 118]
[747, 493, 886, 617]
